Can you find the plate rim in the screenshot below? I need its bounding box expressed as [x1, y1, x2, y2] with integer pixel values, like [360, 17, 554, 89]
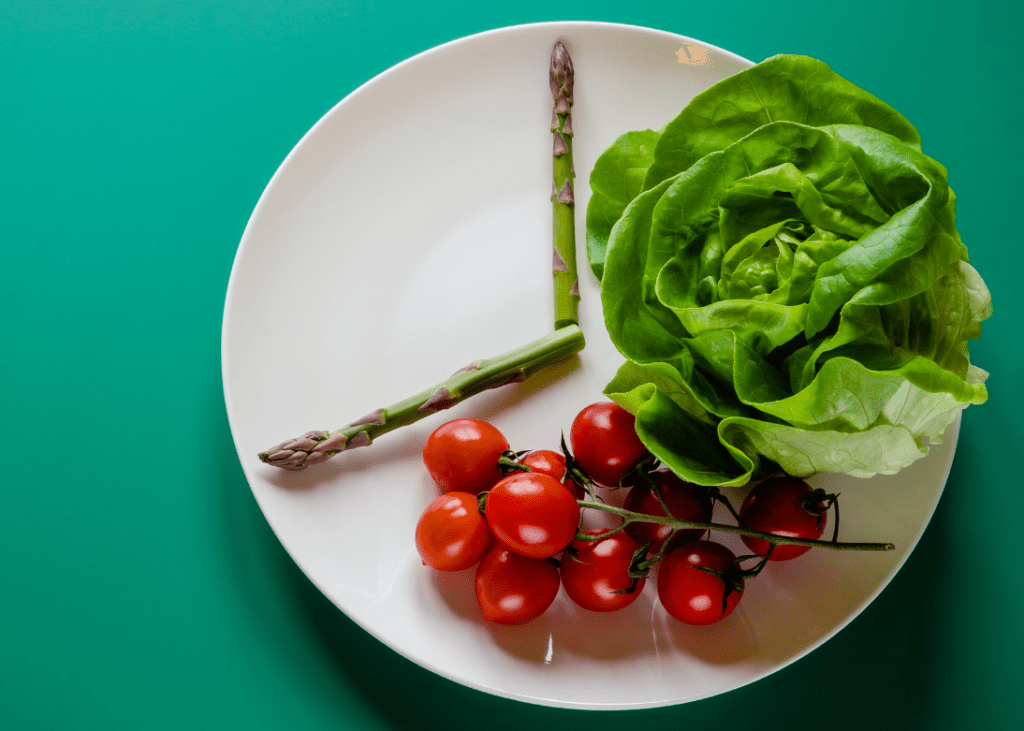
[220, 20, 955, 710]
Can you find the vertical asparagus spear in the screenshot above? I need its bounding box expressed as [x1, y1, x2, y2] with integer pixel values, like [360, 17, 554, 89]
[550, 41, 579, 330]
[259, 41, 585, 471]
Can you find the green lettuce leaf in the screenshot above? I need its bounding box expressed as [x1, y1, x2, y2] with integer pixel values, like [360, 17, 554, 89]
[586, 129, 660, 280]
[642, 54, 921, 191]
[587, 54, 992, 485]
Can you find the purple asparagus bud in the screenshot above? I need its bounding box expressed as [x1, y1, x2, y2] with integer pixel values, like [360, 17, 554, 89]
[553, 248, 569, 273]
[553, 131, 569, 156]
[347, 409, 385, 427]
[556, 179, 574, 205]
[258, 430, 348, 471]
[550, 41, 574, 108]
[419, 385, 459, 412]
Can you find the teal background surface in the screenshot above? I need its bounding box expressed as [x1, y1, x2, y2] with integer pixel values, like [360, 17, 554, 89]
[2, 1, 1021, 728]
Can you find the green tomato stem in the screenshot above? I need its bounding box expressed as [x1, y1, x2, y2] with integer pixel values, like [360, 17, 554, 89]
[577, 500, 894, 552]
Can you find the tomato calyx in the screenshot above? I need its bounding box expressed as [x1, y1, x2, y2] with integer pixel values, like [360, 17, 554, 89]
[692, 548, 782, 619]
[617, 454, 662, 491]
[498, 445, 589, 500]
[730, 546, 776, 579]
[626, 529, 687, 584]
[569, 528, 641, 589]
[704, 485, 742, 523]
[618, 539, 656, 593]
[801, 488, 841, 539]
[560, 431, 663, 497]
[692, 564, 747, 619]
[497, 449, 533, 476]
[558, 433, 600, 498]
[569, 532, 650, 596]
[612, 577, 643, 596]
[639, 471, 741, 525]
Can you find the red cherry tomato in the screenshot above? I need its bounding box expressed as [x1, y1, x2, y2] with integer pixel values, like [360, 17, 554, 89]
[423, 418, 509, 493]
[518, 449, 584, 499]
[739, 477, 829, 561]
[657, 540, 743, 625]
[485, 472, 580, 559]
[561, 530, 645, 612]
[569, 402, 650, 486]
[415, 492, 494, 572]
[623, 471, 713, 554]
[475, 543, 561, 625]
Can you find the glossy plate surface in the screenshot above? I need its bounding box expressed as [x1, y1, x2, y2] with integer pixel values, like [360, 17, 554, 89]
[222, 21, 956, 709]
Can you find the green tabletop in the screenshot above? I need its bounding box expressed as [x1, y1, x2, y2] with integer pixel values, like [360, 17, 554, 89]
[3, 1, 1020, 728]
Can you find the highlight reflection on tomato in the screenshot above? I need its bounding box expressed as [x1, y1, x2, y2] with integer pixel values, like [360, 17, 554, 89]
[561, 530, 645, 612]
[739, 477, 829, 561]
[518, 449, 585, 499]
[657, 540, 743, 625]
[475, 543, 560, 625]
[415, 491, 493, 572]
[423, 418, 508, 493]
[484, 472, 580, 559]
[569, 402, 650, 486]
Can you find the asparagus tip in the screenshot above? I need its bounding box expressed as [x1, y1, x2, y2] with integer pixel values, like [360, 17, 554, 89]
[549, 41, 574, 106]
[258, 430, 346, 470]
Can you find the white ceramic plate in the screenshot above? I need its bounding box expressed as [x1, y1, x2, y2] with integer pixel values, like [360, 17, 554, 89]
[222, 21, 956, 709]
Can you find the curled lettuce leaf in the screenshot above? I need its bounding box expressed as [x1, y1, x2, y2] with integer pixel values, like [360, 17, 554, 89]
[589, 55, 991, 485]
[586, 129, 660, 280]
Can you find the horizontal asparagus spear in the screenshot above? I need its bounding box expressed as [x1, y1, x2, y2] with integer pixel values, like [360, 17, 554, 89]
[259, 325, 585, 470]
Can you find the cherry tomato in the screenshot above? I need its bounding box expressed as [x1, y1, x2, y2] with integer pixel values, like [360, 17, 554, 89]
[569, 402, 650, 486]
[623, 471, 713, 554]
[657, 540, 743, 625]
[423, 418, 509, 493]
[475, 543, 561, 625]
[415, 492, 494, 572]
[561, 530, 645, 612]
[518, 449, 585, 499]
[739, 477, 829, 561]
[485, 472, 580, 559]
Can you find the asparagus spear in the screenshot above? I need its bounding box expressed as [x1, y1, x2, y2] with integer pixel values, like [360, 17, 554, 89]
[259, 326, 584, 470]
[260, 41, 585, 471]
[550, 40, 579, 330]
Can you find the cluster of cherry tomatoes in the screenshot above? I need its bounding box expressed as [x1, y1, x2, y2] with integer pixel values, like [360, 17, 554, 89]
[415, 402, 835, 626]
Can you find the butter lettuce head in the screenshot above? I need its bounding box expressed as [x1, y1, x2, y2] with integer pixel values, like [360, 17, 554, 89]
[588, 55, 991, 486]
